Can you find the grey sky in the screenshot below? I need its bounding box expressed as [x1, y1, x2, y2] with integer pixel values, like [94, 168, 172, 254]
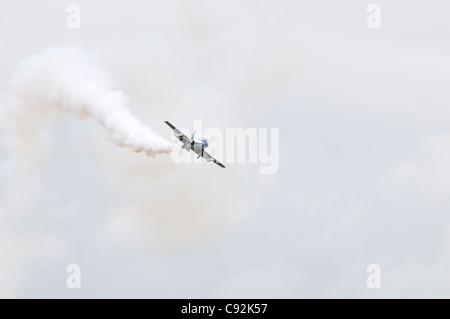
[1, 0, 450, 298]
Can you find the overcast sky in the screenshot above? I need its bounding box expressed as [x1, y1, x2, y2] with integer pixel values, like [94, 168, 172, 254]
[1, 0, 450, 298]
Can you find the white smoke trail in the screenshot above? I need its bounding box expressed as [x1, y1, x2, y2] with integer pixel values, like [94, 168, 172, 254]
[3, 45, 173, 156]
[0, 46, 173, 216]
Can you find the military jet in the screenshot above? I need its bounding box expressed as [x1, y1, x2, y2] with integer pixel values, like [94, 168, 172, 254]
[165, 121, 225, 168]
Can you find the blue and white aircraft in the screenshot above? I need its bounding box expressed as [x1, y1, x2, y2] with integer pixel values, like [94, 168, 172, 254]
[165, 121, 225, 168]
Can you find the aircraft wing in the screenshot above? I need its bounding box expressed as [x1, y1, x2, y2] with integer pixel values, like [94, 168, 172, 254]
[165, 121, 191, 145]
[199, 149, 226, 168]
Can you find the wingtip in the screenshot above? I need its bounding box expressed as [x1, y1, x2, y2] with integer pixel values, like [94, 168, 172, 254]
[164, 121, 176, 130]
[215, 161, 226, 168]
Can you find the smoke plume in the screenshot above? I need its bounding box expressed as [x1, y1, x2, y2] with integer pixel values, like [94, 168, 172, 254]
[1, 46, 173, 216]
[3, 45, 173, 156]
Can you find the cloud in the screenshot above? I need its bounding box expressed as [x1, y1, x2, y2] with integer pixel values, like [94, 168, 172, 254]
[386, 135, 450, 198]
[97, 139, 235, 249]
[3, 0, 450, 299]
[0, 231, 63, 298]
